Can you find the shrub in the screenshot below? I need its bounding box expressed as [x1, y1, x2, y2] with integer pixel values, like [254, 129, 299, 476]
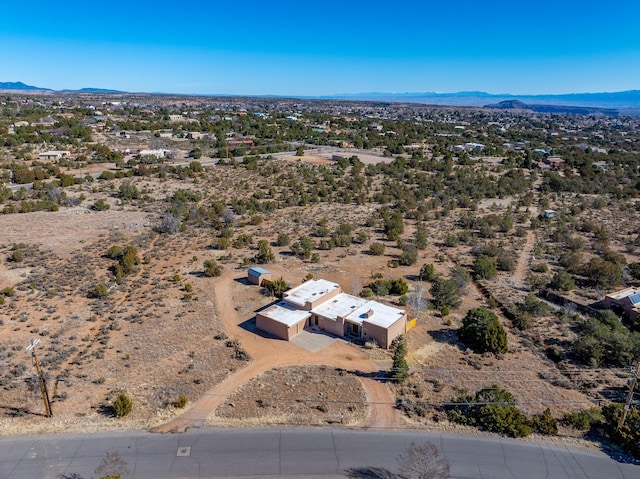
[572, 310, 640, 367]
[203, 259, 223, 277]
[267, 277, 289, 298]
[399, 246, 418, 266]
[446, 385, 531, 437]
[531, 408, 558, 435]
[369, 242, 386, 256]
[549, 269, 575, 291]
[92, 199, 110, 211]
[1, 287, 16, 297]
[562, 407, 604, 431]
[254, 239, 275, 264]
[430, 278, 461, 309]
[419, 263, 437, 281]
[113, 392, 132, 418]
[473, 255, 497, 279]
[172, 394, 188, 408]
[90, 282, 109, 299]
[360, 287, 374, 298]
[497, 255, 515, 272]
[602, 404, 640, 459]
[276, 233, 290, 246]
[458, 307, 508, 354]
[9, 250, 24, 262]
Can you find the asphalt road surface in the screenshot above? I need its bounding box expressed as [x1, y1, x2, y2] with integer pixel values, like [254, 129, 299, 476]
[1, 427, 637, 479]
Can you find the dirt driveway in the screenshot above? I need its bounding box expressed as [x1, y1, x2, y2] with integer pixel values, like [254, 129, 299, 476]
[151, 270, 400, 433]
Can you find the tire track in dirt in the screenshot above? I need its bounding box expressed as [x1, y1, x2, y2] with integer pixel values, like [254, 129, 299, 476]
[151, 270, 400, 433]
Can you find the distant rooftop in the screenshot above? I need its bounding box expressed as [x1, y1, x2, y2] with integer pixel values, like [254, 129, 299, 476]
[607, 288, 640, 300]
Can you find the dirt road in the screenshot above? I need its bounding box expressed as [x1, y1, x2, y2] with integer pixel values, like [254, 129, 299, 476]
[151, 270, 400, 433]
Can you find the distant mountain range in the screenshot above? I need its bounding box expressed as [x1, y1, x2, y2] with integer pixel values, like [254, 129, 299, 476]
[324, 90, 640, 110]
[0, 81, 122, 94]
[2, 81, 640, 115]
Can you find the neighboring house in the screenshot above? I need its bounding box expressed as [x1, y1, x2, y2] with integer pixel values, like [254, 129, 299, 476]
[542, 210, 555, 219]
[247, 267, 272, 286]
[138, 149, 170, 159]
[604, 288, 640, 322]
[256, 279, 408, 348]
[38, 150, 71, 161]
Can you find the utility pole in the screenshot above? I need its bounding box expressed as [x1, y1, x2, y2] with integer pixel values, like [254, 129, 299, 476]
[26, 338, 52, 418]
[618, 362, 640, 429]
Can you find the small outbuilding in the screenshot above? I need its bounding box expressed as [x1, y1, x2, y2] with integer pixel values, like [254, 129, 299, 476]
[247, 267, 272, 286]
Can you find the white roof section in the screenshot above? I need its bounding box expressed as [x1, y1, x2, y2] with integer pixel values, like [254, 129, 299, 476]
[311, 293, 368, 321]
[607, 288, 640, 300]
[283, 279, 341, 307]
[347, 301, 405, 328]
[260, 301, 311, 327]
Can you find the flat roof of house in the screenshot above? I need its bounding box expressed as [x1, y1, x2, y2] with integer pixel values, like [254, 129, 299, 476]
[347, 301, 406, 328]
[607, 288, 640, 300]
[259, 301, 311, 327]
[283, 279, 341, 308]
[311, 293, 368, 321]
[248, 267, 271, 275]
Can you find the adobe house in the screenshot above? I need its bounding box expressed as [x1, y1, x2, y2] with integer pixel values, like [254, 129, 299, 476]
[603, 288, 640, 322]
[256, 279, 407, 348]
[247, 267, 272, 286]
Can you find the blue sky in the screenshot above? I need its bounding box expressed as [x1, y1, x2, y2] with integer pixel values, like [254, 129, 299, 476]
[1, 1, 639, 95]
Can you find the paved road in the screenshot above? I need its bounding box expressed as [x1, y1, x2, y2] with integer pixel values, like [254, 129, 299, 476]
[1, 428, 637, 479]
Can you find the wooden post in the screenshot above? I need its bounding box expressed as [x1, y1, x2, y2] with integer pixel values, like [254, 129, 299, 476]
[618, 362, 640, 429]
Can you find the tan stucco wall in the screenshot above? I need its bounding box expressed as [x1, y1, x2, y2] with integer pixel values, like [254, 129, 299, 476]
[363, 314, 407, 349]
[314, 314, 345, 337]
[256, 313, 290, 340]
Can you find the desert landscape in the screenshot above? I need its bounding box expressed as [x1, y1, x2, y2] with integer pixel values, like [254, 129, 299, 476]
[0, 94, 639, 460]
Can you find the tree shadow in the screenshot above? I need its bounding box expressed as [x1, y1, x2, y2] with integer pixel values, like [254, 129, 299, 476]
[0, 405, 43, 418]
[429, 328, 466, 351]
[97, 404, 115, 417]
[587, 431, 640, 465]
[343, 466, 397, 478]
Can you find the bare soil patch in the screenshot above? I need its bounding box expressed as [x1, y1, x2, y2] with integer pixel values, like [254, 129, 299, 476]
[216, 365, 367, 426]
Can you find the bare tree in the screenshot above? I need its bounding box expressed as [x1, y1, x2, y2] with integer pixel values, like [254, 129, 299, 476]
[351, 276, 361, 296]
[221, 208, 237, 227]
[407, 284, 429, 317]
[158, 213, 181, 234]
[397, 442, 449, 479]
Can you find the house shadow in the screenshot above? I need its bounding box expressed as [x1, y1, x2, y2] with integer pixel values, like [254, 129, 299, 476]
[234, 277, 251, 286]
